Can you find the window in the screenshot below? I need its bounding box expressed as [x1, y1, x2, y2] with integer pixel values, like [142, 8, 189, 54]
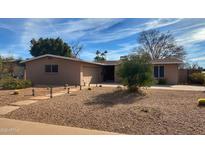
[159, 66, 164, 78]
[154, 65, 164, 78]
[52, 65, 58, 72]
[45, 65, 52, 72]
[154, 66, 159, 78]
[45, 65, 58, 73]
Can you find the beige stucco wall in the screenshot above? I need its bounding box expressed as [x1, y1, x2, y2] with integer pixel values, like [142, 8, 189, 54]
[25, 56, 179, 85]
[25, 57, 81, 85]
[115, 64, 179, 84]
[114, 65, 120, 83]
[80, 63, 103, 85]
[164, 64, 179, 84]
[153, 64, 179, 84]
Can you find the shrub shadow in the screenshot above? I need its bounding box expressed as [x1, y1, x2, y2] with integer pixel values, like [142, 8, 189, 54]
[85, 89, 145, 108]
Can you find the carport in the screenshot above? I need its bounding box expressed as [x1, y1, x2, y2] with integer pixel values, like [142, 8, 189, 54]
[102, 65, 115, 82]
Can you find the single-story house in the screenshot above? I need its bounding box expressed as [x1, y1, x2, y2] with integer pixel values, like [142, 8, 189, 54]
[22, 54, 183, 85]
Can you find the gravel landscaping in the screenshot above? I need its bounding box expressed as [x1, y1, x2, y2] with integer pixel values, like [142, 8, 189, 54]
[4, 87, 205, 135]
[0, 86, 65, 106]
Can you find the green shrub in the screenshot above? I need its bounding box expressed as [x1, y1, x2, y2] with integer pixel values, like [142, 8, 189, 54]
[117, 54, 154, 92]
[158, 79, 167, 85]
[189, 73, 205, 85]
[0, 77, 32, 89]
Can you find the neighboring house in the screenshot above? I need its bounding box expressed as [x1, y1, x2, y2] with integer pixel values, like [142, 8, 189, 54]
[22, 54, 183, 85]
[1, 59, 25, 79]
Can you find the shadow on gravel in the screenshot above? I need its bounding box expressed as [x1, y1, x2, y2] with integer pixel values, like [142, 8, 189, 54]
[85, 89, 144, 108]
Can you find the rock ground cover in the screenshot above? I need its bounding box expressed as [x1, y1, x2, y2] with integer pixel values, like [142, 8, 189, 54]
[4, 87, 205, 135]
[0, 86, 66, 106]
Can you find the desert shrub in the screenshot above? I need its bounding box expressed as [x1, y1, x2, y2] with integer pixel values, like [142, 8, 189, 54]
[117, 54, 154, 93]
[0, 77, 32, 89]
[99, 85, 102, 87]
[88, 87, 92, 90]
[158, 79, 167, 85]
[189, 73, 205, 85]
[116, 85, 123, 90]
[12, 90, 19, 95]
[198, 98, 205, 106]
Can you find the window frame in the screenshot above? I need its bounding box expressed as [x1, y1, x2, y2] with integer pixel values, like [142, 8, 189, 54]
[45, 65, 52, 73]
[154, 66, 159, 78]
[154, 65, 165, 78]
[45, 64, 59, 73]
[52, 65, 58, 73]
[159, 65, 164, 78]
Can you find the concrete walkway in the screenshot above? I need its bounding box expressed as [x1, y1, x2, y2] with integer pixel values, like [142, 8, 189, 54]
[0, 118, 118, 135]
[150, 85, 205, 91]
[0, 87, 80, 116]
[93, 83, 205, 91]
[11, 100, 37, 106]
[0, 106, 20, 115]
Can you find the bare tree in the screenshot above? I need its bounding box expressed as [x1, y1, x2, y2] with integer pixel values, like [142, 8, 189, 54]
[70, 41, 83, 58]
[135, 29, 186, 60]
[189, 62, 203, 70]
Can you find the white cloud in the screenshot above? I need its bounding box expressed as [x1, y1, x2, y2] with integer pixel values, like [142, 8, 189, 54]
[0, 18, 184, 60]
[104, 42, 139, 60]
[84, 18, 182, 43]
[0, 51, 19, 58]
[190, 56, 205, 61]
[7, 18, 183, 51]
[176, 27, 205, 63]
[19, 18, 124, 47]
[177, 27, 205, 45]
[144, 18, 182, 29]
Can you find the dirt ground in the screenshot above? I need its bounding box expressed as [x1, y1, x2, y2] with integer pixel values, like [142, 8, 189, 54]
[0, 86, 66, 106]
[4, 87, 205, 135]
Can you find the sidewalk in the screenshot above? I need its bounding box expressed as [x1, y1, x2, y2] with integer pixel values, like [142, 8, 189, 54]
[150, 85, 205, 91]
[0, 87, 80, 116]
[93, 83, 205, 91]
[0, 118, 118, 135]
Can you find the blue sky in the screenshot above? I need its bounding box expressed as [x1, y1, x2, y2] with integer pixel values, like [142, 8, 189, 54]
[0, 18, 205, 67]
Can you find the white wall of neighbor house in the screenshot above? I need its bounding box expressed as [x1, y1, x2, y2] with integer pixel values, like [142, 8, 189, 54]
[25, 57, 81, 85]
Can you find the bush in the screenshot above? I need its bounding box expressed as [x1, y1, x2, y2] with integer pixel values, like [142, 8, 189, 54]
[12, 90, 19, 95]
[117, 54, 154, 93]
[198, 98, 205, 106]
[189, 73, 205, 85]
[158, 79, 167, 85]
[0, 77, 32, 89]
